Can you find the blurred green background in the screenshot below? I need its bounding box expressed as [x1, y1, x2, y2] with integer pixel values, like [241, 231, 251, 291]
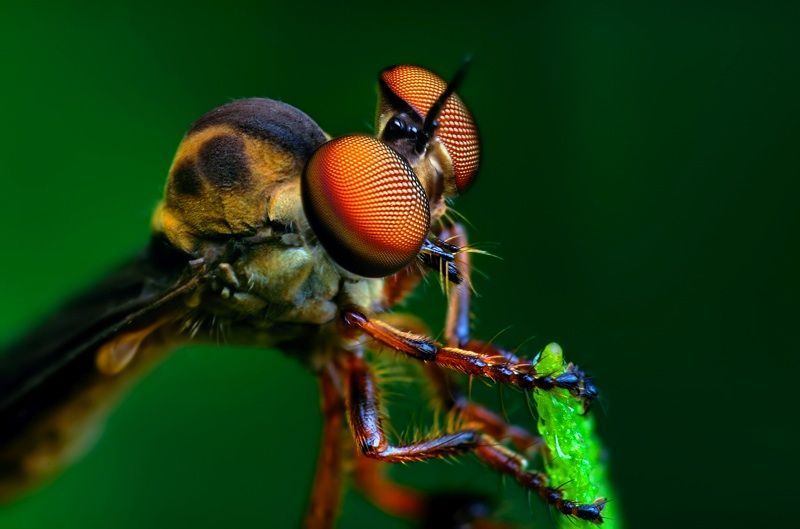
[1, 0, 797, 527]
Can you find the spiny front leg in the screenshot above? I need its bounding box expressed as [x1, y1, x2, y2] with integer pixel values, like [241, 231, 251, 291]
[340, 348, 605, 524]
[350, 223, 596, 409]
[440, 222, 472, 347]
[424, 363, 545, 457]
[435, 223, 546, 454]
[374, 312, 545, 458]
[439, 223, 605, 522]
[440, 222, 597, 408]
[378, 310, 548, 462]
[343, 350, 479, 462]
[342, 309, 598, 408]
[475, 441, 607, 523]
[421, 365, 607, 523]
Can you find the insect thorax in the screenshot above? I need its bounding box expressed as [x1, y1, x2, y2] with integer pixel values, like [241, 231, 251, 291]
[150, 98, 385, 338]
[152, 98, 328, 252]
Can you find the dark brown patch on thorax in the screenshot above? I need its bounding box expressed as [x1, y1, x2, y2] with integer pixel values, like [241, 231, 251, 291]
[156, 98, 328, 252]
[197, 134, 250, 189]
[170, 160, 203, 196]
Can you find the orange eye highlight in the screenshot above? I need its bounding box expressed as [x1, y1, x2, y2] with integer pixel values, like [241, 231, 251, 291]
[302, 135, 431, 278]
[380, 64, 480, 193]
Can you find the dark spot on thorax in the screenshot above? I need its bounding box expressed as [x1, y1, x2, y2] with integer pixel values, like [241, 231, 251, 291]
[170, 160, 203, 196]
[197, 134, 251, 189]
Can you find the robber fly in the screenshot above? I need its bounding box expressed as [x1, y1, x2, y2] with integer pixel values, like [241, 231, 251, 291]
[0, 64, 605, 528]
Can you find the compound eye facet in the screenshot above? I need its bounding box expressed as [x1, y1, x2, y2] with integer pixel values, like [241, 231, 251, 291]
[380, 64, 480, 193]
[301, 135, 431, 278]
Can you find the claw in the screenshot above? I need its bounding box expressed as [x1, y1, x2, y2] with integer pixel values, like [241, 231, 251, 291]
[575, 498, 607, 523]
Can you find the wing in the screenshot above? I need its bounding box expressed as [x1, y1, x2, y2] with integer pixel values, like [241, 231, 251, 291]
[0, 235, 200, 439]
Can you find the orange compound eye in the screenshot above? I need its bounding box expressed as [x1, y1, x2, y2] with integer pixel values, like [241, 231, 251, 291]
[380, 64, 480, 193]
[301, 135, 431, 278]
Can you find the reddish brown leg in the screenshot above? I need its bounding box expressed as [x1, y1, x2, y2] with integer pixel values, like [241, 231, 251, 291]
[348, 316, 518, 528]
[347, 223, 589, 400]
[376, 311, 545, 458]
[441, 224, 544, 453]
[428, 363, 544, 457]
[340, 348, 605, 524]
[442, 223, 471, 347]
[348, 223, 604, 523]
[438, 227, 604, 522]
[343, 349, 513, 528]
[435, 225, 545, 455]
[343, 349, 480, 462]
[342, 309, 597, 405]
[303, 363, 346, 529]
[475, 442, 607, 523]
[440, 224, 527, 365]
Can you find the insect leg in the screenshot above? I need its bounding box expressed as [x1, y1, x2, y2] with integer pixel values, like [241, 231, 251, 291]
[303, 363, 346, 529]
[343, 349, 479, 462]
[474, 440, 607, 523]
[436, 223, 545, 455]
[424, 363, 544, 457]
[343, 349, 509, 527]
[378, 312, 545, 458]
[341, 310, 597, 407]
[440, 225, 524, 364]
[304, 356, 464, 527]
[436, 228, 605, 523]
[341, 349, 604, 524]
[441, 222, 471, 347]
[425, 365, 605, 521]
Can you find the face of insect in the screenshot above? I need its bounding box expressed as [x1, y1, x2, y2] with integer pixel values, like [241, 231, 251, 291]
[150, 65, 479, 327]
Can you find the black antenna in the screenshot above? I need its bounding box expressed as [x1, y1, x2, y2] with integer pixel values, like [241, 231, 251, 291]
[414, 57, 472, 154]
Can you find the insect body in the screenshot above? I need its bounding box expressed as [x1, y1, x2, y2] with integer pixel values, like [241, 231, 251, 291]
[0, 65, 605, 527]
